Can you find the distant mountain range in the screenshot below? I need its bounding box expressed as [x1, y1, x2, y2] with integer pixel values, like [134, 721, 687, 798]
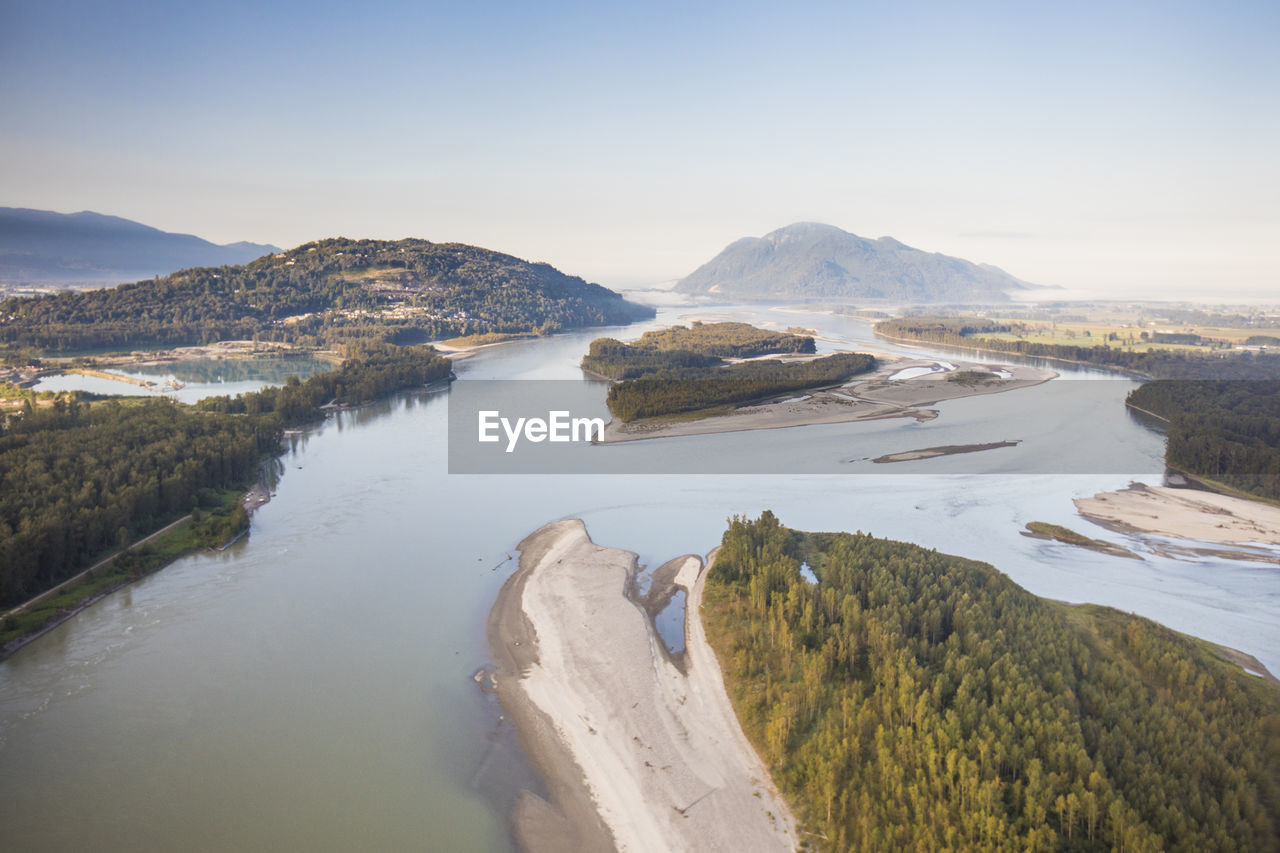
[676, 222, 1038, 302]
[0, 207, 280, 286]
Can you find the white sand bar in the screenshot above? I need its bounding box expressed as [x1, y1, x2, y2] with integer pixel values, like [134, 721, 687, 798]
[502, 520, 799, 852]
[1076, 483, 1280, 546]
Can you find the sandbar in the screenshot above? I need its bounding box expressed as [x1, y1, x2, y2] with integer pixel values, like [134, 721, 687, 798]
[488, 520, 798, 853]
[872, 440, 1020, 464]
[601, 358, 1054, 443]
[1075, 483, 1280, 547]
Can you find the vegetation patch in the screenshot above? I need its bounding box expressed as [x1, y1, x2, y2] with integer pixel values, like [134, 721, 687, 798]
[1128, 380, 1280, 502]
[703, 512, 1279, 851]
[581, 321, 815, 380]
[877, 317, 1280, 379]
[581, 322, 874, 421]
[0, 489, 248, 653]
[439, 332, 536, 348]
[946, 369, 999, 385]
[605, 353, 875, 422]
[1022, 521, 1139, 558]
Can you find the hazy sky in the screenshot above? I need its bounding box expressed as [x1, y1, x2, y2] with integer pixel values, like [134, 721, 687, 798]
[2, 0, 1277, 298]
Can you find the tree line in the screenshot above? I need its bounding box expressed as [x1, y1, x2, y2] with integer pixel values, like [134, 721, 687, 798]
[1127, 380, 1280, 500]
[605, 352, 875, 421]
[703, 512, 1279, 852]
[581, 321, 816, 380]
[877, 317, 1280, 379]
[0, 343, 452, 609]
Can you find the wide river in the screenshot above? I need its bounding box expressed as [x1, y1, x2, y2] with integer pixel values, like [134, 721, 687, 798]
[3, 305, 1277, 851]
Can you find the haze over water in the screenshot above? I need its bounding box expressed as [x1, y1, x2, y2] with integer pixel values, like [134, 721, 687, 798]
[2, 306, 1276, 851]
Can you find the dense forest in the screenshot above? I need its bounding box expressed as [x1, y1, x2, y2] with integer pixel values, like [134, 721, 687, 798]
[1127, 380, 1280, 501]
[0, 399, 271, 606]
[581, 321, 815, 380]
[877, 317, 1280, 379]
[580, 322, 872, 421]
[703, 513, 1280, 852]
[193, 342, 452, 422]
[605, 353, 875, 421]
[0, 343, 451, 609]
[0, 238, 653, 352]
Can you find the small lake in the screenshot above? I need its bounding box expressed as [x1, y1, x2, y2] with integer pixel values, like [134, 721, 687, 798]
[32, 356, 334, 404]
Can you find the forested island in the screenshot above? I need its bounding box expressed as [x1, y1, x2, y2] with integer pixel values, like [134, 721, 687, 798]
[1127, 380, 1280, 502]
[581, 321, 816, 379]
[0, 342, 451, 649]
[0, 237, 653, 354]
[703, 512, 1279, 851]
[876, 317, 1280, 379]
[581, 322, 874, 421]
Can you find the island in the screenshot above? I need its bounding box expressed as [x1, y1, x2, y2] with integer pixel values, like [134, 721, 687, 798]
[490, 514, 1279, 853]
[583, 322, 1054, 443]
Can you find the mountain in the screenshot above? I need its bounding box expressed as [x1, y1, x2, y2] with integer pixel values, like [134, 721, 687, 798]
[0, 237, 655, 351]
[676, 222, 1036, 302]
[0, 207, 280, 286]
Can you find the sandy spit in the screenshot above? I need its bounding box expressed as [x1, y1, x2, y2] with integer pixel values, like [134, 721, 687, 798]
[601, 359, 1054, 443]
[488, 520, 799, 853]
[1076, 483, 1280, 547]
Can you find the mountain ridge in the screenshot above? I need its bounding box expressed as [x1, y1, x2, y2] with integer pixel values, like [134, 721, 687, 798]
[0, 236, 654, 351]
[0, 207, 281, 286]
[677, 222, 1037, 302]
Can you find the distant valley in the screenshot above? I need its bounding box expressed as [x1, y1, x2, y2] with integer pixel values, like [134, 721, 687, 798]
[677, 222, 1038, 302]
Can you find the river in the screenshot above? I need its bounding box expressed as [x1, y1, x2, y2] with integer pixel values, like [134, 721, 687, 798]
[2, 305, 1277, 851]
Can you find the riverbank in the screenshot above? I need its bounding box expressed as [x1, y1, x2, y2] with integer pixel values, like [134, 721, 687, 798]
[488, 520, 798, 853]
[0, 487, 253, 658]
[872, 329, 1149, 377]
[1075, 483, 1280, 547]
[600, 358, 1054, 443]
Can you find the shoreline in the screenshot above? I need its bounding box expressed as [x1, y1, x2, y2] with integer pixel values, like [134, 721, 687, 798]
[1075, 482, 1280, 548]
[601, 358, 1055, 443]
[871, 329, 1150, 378]
[1, 477, 275, 660]
[487, 520, 799, 853]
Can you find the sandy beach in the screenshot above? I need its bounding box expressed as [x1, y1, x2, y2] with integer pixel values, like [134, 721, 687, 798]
[601, 358, 1054, 443]
[1076, 483, 1280, 547]
[488, 520, 799, 853]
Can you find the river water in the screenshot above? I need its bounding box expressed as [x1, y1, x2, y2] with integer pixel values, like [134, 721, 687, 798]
[2, 305, 1277, 851]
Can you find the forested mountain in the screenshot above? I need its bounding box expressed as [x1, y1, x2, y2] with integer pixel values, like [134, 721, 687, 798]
[1127, 380, 1280, 500]
[0, 237, 654, 352]
[676, 223, 1034, 302]
[0, 208, 279, 286]
[704, 513, 1279, 852]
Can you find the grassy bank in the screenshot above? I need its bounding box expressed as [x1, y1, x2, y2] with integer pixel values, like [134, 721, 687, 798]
[1, 488, 249, 654]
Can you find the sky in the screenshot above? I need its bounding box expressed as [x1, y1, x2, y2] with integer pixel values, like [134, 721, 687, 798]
[2, 0, 1277, 298]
